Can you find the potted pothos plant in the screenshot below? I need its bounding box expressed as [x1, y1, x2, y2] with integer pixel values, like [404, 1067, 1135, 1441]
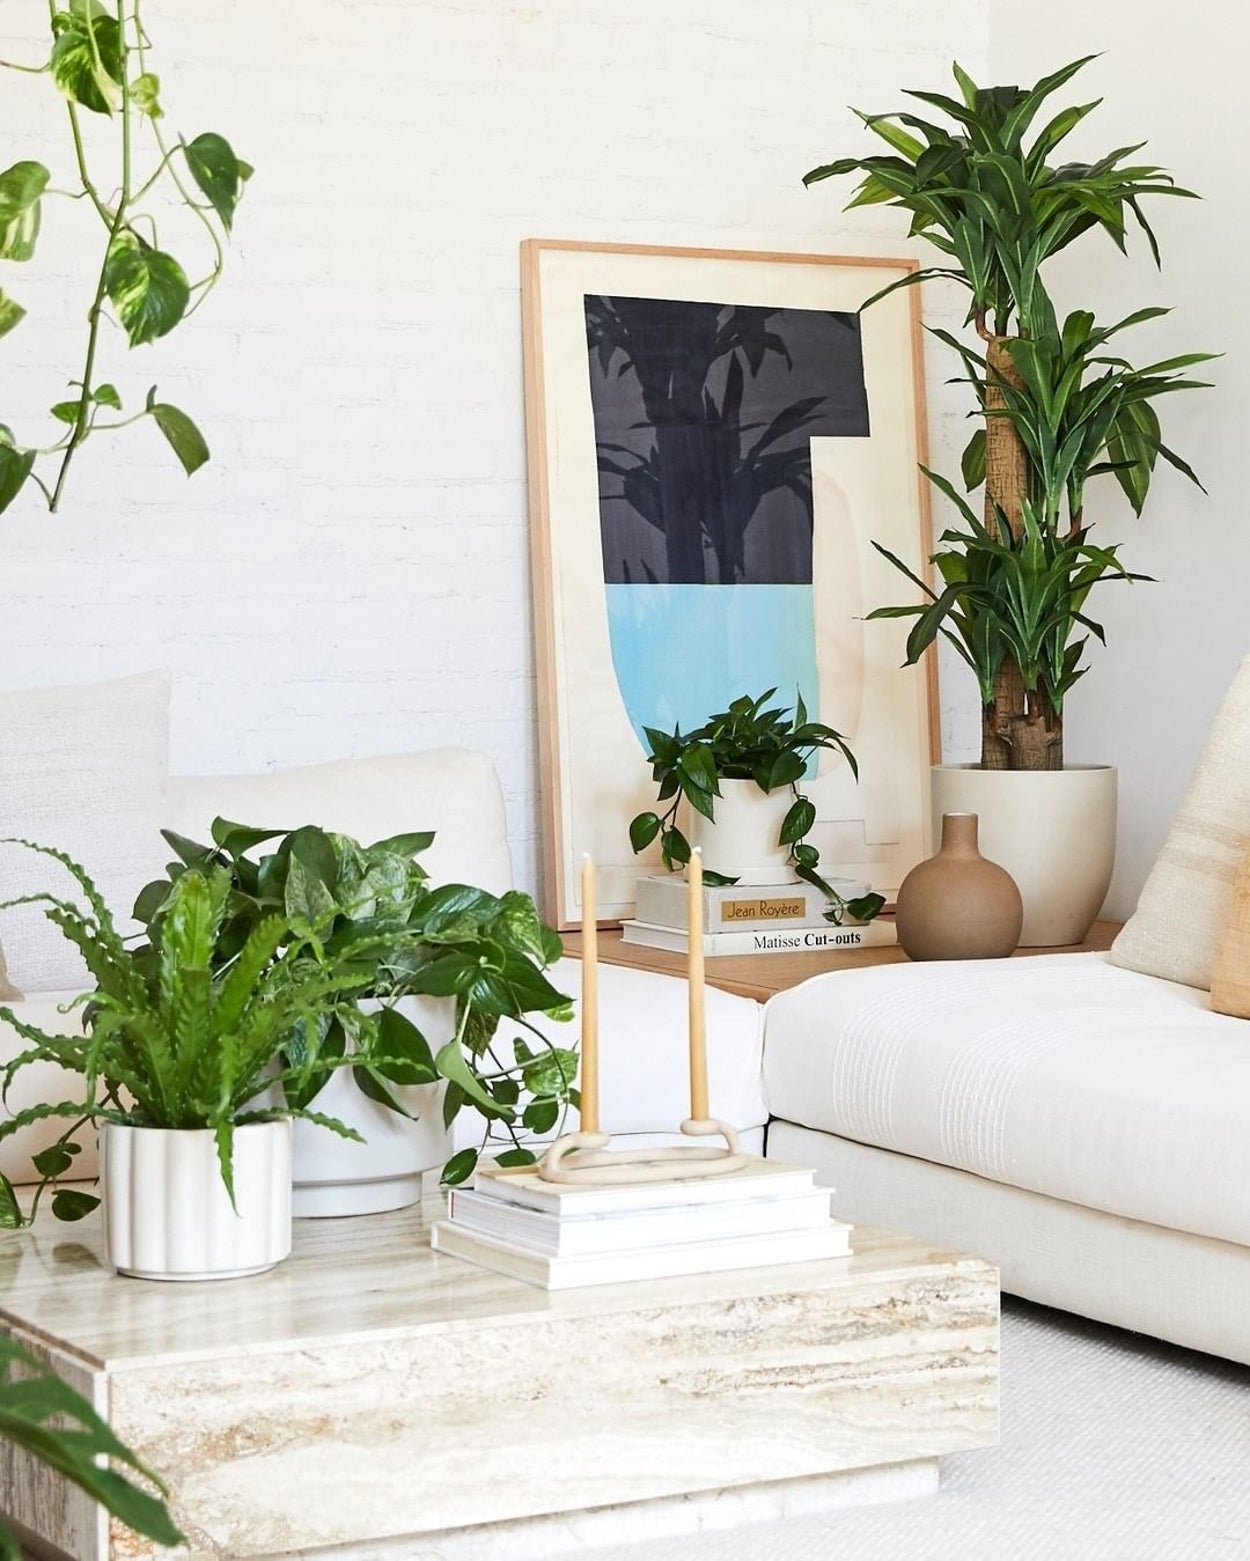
[803, 56, 1213, 942]
[0, 1, 249, 513]
[0, 843, 395, 1280]
[628, 690, 885, 924]
[133, 819, 578, 1204]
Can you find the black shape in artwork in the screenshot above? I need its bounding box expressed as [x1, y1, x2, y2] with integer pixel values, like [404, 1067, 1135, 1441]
[584, 295, 869, 587]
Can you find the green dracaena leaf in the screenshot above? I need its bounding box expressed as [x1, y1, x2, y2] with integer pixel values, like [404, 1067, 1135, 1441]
[103, 233, 189, 347]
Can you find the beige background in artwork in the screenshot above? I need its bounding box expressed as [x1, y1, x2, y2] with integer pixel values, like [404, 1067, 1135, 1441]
[524, 242, 936, 927]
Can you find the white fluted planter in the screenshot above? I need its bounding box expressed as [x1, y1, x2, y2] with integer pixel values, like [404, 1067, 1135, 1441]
[689, 779, 797, 885]
[293, 996, 451, 1219]
[930, 764, 1117, 947]
[101, 1120, 291, 1282]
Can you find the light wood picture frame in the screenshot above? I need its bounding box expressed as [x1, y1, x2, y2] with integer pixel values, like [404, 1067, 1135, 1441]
[522, 239, 938, 929]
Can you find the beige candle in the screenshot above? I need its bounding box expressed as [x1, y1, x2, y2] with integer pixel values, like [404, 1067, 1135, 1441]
[687, 848, 709, 1120]
[579, 854, 600, 1134]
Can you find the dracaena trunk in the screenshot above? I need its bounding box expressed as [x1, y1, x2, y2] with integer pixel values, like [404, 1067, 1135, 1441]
[980, 337, 1062, 772]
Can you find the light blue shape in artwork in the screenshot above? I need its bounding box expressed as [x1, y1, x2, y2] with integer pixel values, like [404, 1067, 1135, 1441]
[605, 583, 820, 762]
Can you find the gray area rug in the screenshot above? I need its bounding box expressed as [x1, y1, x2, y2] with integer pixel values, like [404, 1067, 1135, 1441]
[585, 1297, 1250, 1561]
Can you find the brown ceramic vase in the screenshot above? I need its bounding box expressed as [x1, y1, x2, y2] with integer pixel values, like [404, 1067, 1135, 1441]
[896, 812, 1023, 961]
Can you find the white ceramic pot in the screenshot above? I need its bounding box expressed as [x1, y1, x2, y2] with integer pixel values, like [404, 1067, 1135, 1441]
[101, 1120, 291, 1282]
[292, 995, 451, 1218]
[690, 779, 797, 886]
[930, 764, 1117, 947]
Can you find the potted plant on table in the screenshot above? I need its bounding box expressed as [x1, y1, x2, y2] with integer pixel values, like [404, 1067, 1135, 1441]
[0, 843, 392, 1279]
[133, 820, 578, 1210]
[628, 689, 885, 924]
[803, 56, 1213, 943]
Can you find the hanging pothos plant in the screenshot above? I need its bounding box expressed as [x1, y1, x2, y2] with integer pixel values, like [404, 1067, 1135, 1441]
[0, 0, 251, 513]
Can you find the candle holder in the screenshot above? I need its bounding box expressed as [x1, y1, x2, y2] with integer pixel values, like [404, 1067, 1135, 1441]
[537, 1117, 747, 1185]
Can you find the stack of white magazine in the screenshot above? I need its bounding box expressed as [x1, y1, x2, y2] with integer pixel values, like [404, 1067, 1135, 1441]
[623, 874, 897, 956]
[430, 1156, 851, 1290]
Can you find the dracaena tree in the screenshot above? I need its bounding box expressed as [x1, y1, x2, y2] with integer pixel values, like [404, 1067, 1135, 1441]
[805, 57, 1213, 770]
[0, 0, 250, 514]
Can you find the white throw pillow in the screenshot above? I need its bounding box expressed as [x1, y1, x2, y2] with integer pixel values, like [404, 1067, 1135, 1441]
[0, 671, 170, 995]
[1110, 655, 1250, 991]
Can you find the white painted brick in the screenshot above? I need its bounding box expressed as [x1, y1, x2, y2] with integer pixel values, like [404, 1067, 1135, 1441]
[0, 0, 987, 910]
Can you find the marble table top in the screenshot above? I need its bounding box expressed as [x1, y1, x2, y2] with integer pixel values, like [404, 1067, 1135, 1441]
[0, 1198, 990, 1369]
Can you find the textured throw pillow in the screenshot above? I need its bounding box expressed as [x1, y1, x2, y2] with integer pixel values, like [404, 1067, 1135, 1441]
[0, 671, 170, 995]
[1110, 655, 1250, 991]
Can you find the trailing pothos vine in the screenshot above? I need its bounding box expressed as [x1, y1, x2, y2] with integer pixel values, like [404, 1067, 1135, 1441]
[0, 0, 251, 513]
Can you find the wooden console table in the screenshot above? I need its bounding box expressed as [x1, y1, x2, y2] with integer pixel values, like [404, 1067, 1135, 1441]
[560, 920, 1122, 1002]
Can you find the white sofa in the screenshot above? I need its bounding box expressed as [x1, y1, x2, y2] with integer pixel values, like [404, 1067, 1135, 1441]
[4, 671, 1248, 1369]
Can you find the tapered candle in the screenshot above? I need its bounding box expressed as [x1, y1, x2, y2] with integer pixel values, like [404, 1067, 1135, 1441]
[687, 847, 709, 1120]
[579, 854, 600, 1134]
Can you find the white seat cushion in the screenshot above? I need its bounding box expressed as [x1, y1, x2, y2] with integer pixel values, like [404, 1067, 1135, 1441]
[531, 958, 768, 1136]
[762, 952, 1250, 1248]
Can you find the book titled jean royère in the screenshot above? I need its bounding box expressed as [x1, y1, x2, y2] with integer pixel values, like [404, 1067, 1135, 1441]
[633, 873, 871, 932]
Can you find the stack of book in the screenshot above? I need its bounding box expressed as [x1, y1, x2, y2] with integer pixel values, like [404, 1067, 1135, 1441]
[430, 1156, 850, 1290]
[621, 873, 898, 956]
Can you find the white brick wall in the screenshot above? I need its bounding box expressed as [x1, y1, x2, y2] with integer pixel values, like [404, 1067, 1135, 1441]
[0, 1, 985, 904]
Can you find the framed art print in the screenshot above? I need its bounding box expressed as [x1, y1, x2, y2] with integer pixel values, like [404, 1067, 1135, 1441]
[522, 240, 938, 928]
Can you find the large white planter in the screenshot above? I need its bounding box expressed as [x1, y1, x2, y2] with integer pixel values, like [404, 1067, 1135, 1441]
[101, 1120, 291, 1282]
[930, 764, 1117, 947]
[293, 996, 451, 1218]
[690, 779, 797, 885]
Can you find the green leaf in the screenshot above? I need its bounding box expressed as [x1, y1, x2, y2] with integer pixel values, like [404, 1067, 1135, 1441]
[0, 445, 35, 515]
[185, 132, 247, 231]
[373, 1006, 438, 1086]
[846, 892, 886, 922]
[284, 852, 337, 931]
[368, 831, 435, 858]
[31, 1143, 75, 1179]
[520, 1046, 578, 1099]
[629, 811, 662, 853]
[131, 71, 162, 118]
[0, 1177, 24, 1230]
[0, 161, 49, 263]
[103, 233, 190, 347]
[50, 1188, 99, 1222]
[779, 797, 816, 845]
[522, 1098, 559, 1134]
[495, 1147, 538, 1168]
[434, 1040, 497, 1111]
[440, 1147, 478, 1186]
[49, 11, 123, 115]
[92, 383, 121, 409]
[0, 290, 25, 339]
[209, 818, 287, 856]
[50, 401, 81, 425]
[149, 402, 209, 476]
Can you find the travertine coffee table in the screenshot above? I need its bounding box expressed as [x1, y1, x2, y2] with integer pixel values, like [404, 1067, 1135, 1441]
[0, 1203, 998, 1559]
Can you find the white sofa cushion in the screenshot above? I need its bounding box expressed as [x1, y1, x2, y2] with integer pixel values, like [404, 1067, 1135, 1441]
[166, 748, 513, 895]
[536, 957, 767, 1136]
[0, 671, 170, 995]
[1111, 654, 1250, 991]
[762, 952, 1250, 1248]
